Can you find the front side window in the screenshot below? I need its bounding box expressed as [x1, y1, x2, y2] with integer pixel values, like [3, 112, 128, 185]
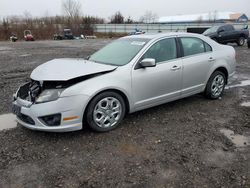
[180, 37, 205, 56]
[203, 26, 220, 35]
[143, 38, 177, 63]
[89, 38, 149, 66]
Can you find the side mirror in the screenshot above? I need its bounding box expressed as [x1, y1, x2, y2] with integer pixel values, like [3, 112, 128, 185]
[140, 58, 156, 68]
[244, 25, 248, 29]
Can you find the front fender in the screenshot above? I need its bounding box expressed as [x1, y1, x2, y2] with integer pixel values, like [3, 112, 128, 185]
[60, 69, 133, 112]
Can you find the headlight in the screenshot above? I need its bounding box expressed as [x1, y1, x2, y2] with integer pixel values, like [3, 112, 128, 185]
[36, 89, 64, 103]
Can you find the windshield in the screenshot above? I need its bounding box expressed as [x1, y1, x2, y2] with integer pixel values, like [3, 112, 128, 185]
[203, 26, 220, 35]
[89, 38, 149, 66]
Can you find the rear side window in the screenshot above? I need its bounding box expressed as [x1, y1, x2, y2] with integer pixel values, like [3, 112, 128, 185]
[204, 42, 212, 52]
[224, 25, 234, 31]
[180, 37, 205, 56]
[143, 38, 177, 63]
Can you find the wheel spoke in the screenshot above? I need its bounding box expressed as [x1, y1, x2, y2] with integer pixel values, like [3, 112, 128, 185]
[108, 116, 116, 126]
[96, 115, 106, 126]
[109, 97, 116, 108]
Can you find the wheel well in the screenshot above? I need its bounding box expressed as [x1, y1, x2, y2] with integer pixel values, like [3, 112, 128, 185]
[85, 89, 130, 115]
[214, 67, 228, 84]
[239, 34, 246, 39]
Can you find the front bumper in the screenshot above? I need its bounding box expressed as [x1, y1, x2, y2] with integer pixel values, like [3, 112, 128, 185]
[13, 94, 90, 132]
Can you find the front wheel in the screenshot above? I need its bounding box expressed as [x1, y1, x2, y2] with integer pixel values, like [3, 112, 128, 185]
[237, 37, 245, 46]
[86, 91, 126, 132]
[205, 71, 226, 99]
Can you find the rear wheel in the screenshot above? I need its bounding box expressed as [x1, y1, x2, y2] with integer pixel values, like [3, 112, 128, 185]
[237, 37, 245, 46]
[86, 91, 126, 132]
[205, 71, 226, 99]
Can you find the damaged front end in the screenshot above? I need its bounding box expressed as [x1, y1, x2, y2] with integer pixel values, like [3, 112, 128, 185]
[14, 71, 112, 104]
[12, 59, 117, 131]
[14, 81, 41, 103]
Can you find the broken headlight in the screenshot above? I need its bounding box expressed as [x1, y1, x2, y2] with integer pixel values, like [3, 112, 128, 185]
[36, 89, 64, 103]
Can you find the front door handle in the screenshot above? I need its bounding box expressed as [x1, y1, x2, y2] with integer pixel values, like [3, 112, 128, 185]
[171, 65, 181, 71]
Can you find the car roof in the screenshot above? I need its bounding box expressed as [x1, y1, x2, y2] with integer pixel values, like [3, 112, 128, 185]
[123, 32, 205, 40]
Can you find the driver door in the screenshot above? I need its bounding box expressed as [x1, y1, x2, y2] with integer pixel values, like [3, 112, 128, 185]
[132, 37, 182, 110]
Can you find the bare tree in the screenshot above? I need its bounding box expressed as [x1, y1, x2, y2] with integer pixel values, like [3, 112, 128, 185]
[110, 11, 124, 24]
[140, 11, 159, 23]
[213, 10, 218, 23]
[62, 0, 82, 19]
[197, 16, 203, 24]
[125, 16, 133, 24]
[23, 11, 32, 19]
[208, 12, 212, 22]
[23, 11, 33, 27]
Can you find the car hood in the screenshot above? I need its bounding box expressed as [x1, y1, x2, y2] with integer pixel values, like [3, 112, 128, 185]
[30, 58, 117, 81]
[204, 32, 216, 38]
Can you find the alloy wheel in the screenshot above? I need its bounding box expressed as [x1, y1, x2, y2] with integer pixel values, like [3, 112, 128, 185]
[211, 75, 225, 97]
[93, 97, 122, 128]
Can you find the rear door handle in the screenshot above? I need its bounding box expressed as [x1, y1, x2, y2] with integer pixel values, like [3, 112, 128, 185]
[208, 57, 216, 62]
[171, 65, 181, 71]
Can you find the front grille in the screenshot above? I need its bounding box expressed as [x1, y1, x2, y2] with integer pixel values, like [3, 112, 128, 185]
[17, 113, 35, 125]
[17, 81, 41, 102]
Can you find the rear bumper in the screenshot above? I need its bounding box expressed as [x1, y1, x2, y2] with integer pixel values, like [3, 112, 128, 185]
[228, 71, 236, 85]
[13, 94, 90, 132]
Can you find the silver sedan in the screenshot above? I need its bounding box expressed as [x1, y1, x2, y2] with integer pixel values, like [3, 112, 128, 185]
[12, 33, 236, 132]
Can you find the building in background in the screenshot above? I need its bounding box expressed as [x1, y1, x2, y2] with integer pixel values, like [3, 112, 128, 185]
[157, 11, 248, 24]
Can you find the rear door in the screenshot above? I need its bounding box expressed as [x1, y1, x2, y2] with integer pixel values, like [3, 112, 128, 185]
[179, 37, 214, 97]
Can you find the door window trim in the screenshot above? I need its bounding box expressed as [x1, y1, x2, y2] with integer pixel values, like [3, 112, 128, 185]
[178, 37, 213, 59]
[134, 37, 182, 70]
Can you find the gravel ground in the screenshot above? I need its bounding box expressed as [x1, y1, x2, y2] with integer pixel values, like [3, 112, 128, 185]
[0, 39, 250, 188]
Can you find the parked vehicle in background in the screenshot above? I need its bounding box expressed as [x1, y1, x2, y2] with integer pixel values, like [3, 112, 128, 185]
[54, 29, 74, 40]
[80, 35, 97, 39]
[203, 24, 249, 46]
[10, 33, 18, 42]
[248, 37, 250, 48]
[12, 33, 236, 133]
[129, 28, 145, 35]
[24, 30, 34, 41]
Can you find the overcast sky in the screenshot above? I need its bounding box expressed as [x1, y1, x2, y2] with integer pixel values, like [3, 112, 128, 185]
[0, 0, 249, 20]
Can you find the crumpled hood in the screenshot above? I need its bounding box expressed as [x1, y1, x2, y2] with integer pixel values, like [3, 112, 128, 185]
[30, 58, 117, 81]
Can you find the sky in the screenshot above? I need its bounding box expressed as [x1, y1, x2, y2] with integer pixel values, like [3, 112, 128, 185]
[0, 0, 249, 20]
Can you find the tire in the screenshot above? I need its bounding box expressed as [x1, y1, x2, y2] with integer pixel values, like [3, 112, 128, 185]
[248, 42, 250, 48]
[205, 71, 226, 99]
[237, 37, 245, 46]
[86, 91, 126, 132]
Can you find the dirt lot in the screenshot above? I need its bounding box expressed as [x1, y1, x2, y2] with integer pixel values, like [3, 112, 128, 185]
[0, 39, 250, 188]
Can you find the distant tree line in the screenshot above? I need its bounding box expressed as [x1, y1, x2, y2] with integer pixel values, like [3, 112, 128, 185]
[0, 0, 158, 40]
[0, 15, 106, 40]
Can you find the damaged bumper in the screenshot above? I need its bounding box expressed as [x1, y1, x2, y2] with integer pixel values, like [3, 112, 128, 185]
[12, 83, 90, 132]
